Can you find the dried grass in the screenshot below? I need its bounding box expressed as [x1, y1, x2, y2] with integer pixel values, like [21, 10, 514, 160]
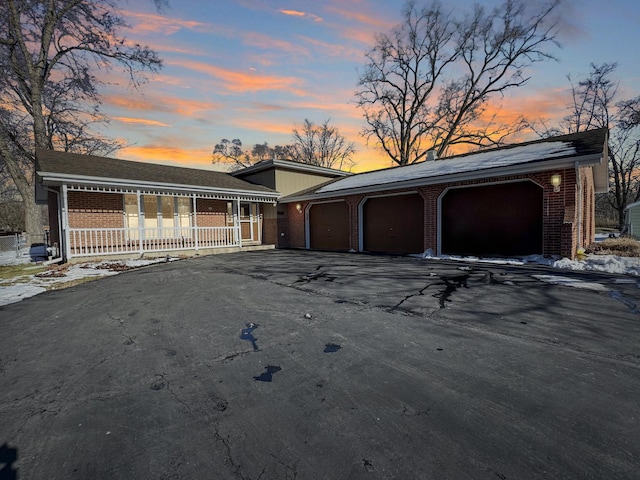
[588, 237, 640, 257]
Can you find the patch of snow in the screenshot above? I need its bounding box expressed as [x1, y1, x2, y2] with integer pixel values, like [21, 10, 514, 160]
[0, 284, 47, 306]
[0, 249, 32, 266]
[0, 257, 178, 307]
[417, 251, 640, 277]
[552, 255, 640, 276]
[317, 141, 575, 194]
[532, 274, 610, 291]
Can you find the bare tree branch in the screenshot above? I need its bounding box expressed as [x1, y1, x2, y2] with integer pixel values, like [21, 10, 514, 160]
[356, 0, 560, 165]
[0, 0, 163, 237]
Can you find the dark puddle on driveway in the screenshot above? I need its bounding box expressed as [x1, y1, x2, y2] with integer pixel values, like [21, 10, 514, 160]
[433, 274, 470, 308]
[392, 273, 471, 312]
[323, 343, 341, 353]
[253, 365, 282, 382]
[240, 323, 260, 351]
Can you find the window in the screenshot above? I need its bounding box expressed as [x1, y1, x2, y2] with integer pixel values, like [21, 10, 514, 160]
[124, 194, 192, 238]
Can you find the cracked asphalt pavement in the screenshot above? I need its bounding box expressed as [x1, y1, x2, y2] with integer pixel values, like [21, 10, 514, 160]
[1, 250, 639, 479]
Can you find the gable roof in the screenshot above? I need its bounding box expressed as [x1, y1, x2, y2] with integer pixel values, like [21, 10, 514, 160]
[281, 128, 609, 202]
[232, 158, 352, 178]
[36, 149, 279, 199]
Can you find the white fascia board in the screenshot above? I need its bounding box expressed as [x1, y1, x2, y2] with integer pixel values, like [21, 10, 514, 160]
[280, 153, 603, 203]
[38, 172, 280, 200]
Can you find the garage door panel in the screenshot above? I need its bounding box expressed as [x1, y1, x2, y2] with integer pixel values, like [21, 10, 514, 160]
[363, 194, 424, 254]
[442, 182, 542, 256]
[309, 202, 349, 251]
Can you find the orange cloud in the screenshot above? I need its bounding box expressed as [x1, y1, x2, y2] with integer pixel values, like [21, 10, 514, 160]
[113, 116, 171, 127]
[166, 59, 307, 95]
[104, 92, 222, 118]
[118, 144, 221, 170]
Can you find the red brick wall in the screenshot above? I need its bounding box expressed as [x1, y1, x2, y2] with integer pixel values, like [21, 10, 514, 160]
[287, 203, 306, 248]
[284, 168, 589, 258]
[67, 192, 124, 228]
[195, 199, 228, 227]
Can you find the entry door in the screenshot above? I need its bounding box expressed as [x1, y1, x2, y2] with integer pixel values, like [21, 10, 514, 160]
[240, 202, 260, 243]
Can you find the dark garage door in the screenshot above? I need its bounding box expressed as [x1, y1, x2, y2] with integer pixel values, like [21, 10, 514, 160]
[441, 181, 543, 256]
[309, 202, 350, 251]
[363, 194, 424, 254]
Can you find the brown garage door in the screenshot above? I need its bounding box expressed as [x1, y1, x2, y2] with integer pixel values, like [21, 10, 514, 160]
[309, 202, 350, 251]
[441, 181, 543, 256]
[363, 194, 424, 254]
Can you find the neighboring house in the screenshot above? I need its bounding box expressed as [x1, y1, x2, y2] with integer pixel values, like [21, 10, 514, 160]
[232, 158, 351, 248]
[36, 149, 279, 262]
[625, 201, 640, 239]
[278, 129, 609, 259]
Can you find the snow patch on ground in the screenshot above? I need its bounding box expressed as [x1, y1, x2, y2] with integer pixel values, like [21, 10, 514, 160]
[416, 250, 640, 276]
[0, 248, 32, 266]
[531, 275, 611, 291]
[0, 257, 177, 307]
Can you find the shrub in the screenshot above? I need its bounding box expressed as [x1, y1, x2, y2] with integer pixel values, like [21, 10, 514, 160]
[588, 238, 640, 257]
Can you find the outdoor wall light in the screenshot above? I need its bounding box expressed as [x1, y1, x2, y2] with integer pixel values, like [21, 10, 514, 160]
[551, 174, 562, 192]
[295, 203, 302, 213]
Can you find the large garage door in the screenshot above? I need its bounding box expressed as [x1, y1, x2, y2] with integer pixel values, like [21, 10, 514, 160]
[441, 181, 543, 256]
[309, 202, 349, 251]
[363, 194, 424, 254]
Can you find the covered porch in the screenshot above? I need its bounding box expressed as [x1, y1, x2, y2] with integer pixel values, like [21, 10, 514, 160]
[53, 185, 277, 261]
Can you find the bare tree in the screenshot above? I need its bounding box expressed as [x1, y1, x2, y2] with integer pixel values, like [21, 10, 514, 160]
[0, 0, 162, 240]
[212, 139, 251, 169]
[534, 63, 640, 229]
[290, 119, 356, 170]
[355, 0, 560, 166]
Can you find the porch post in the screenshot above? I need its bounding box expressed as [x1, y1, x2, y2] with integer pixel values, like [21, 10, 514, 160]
[192, 194, 198, 251]
[137, 190, 144, 255]
[256, 203, 262, 244]
[235, 197, 242, 247]
[61, 184, 71, 261]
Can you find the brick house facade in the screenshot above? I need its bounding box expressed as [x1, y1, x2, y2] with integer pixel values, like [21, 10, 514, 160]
[280, 129, 608, 259]
[37, 150, 279, 261]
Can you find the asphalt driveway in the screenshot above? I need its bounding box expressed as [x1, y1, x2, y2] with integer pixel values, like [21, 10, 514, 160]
[1, 250, 639, 479]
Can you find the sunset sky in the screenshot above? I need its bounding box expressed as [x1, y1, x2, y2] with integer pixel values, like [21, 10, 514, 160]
[102, 0, 640, 173]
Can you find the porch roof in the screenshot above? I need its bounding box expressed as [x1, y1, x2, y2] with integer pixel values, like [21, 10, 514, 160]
[36, 149, 280, 201]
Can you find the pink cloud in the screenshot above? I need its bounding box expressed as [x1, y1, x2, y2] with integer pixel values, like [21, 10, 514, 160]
[120, 10, 210, 35]
[113, 116, 171, 127]
[279, 9, 323, 22]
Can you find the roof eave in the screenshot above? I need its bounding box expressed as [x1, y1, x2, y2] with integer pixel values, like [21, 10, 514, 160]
[37, 172, 280, 200]
[233, 159, 351, 177]
[280, 153, 603, 203]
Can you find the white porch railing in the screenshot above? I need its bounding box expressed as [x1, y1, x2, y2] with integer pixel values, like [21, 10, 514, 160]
[68, 226, 240, 258]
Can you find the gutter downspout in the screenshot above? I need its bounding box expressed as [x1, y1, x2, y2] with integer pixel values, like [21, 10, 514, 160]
[61, 184, 72, 261]
[575, 161, 582, 254]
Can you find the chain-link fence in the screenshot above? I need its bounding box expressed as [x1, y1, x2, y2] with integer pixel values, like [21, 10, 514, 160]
[0, 232, 49, 262]
[0, 234, 21, 253]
